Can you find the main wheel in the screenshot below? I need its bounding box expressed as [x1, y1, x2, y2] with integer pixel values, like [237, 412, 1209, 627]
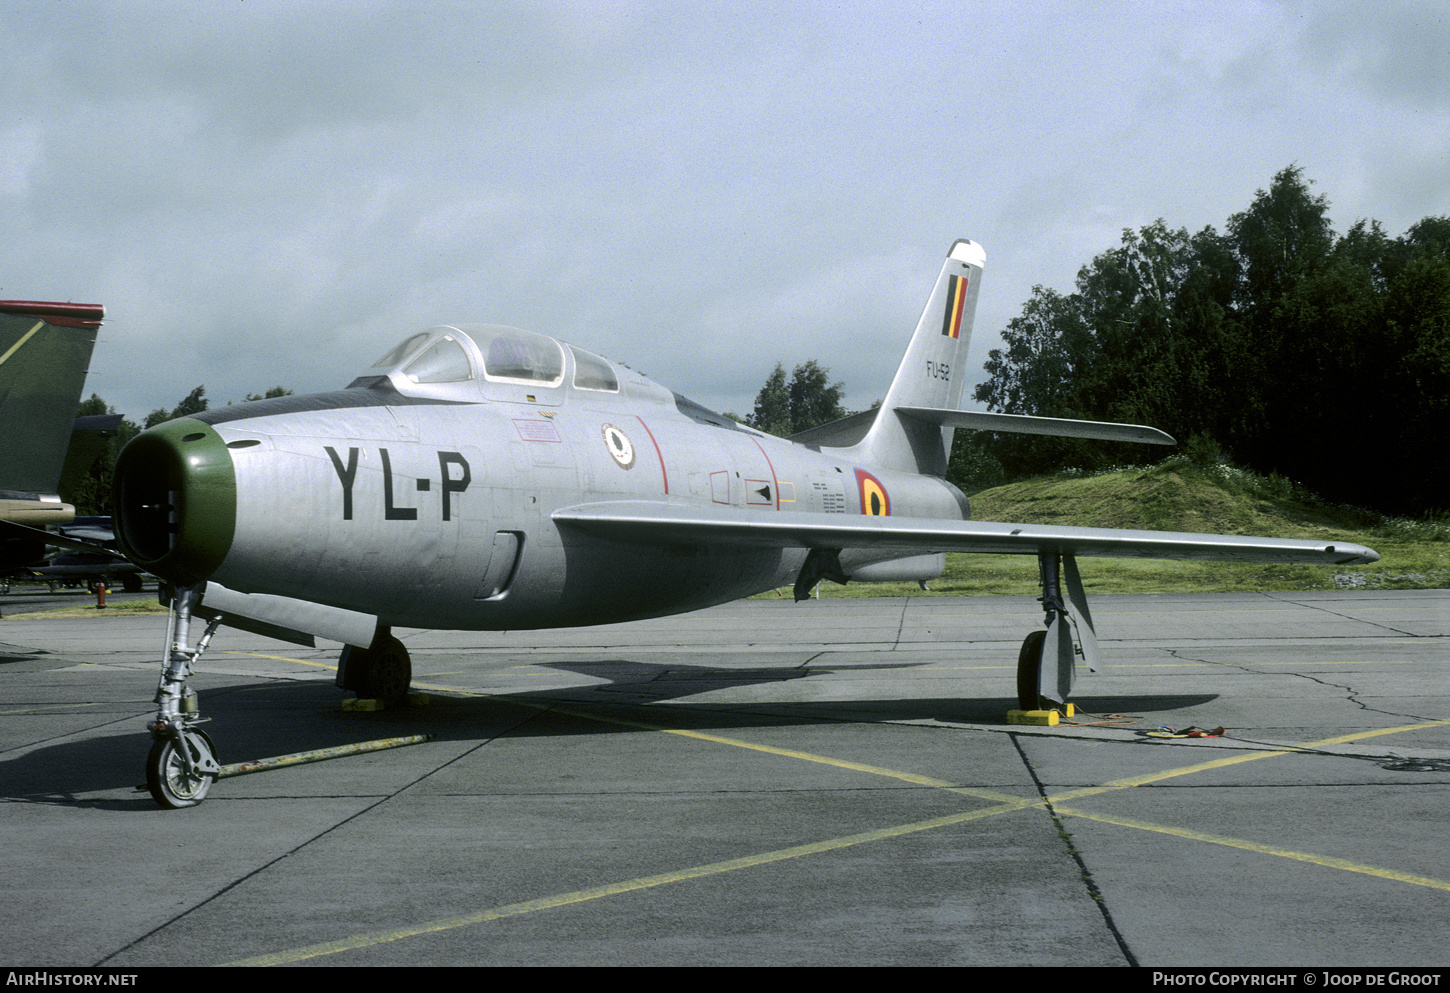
[146, 730, 218, 809]
[1016, 630, 1046, 710]
[341, 633, 412, 706]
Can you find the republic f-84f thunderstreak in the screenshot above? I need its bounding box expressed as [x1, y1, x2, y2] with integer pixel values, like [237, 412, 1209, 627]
[112, 240, 1378, 807]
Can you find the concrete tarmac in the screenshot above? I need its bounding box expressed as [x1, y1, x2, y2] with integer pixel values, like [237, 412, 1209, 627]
[1, 590, 1447, 968]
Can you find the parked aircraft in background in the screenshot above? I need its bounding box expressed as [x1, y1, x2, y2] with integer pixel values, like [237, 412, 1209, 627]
[18, 517, 146, 593]
[0, 301, 129, 584]
[110, 241, 1378, 807]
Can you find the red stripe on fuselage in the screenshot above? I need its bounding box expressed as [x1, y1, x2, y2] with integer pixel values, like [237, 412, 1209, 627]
[750, 436, 781, 510]
[635, 416, 668, 494]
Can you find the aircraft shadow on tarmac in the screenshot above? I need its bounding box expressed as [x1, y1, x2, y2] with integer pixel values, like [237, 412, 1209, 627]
[3, 657, 1223, 808]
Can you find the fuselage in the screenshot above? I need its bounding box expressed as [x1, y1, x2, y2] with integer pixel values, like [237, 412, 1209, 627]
[113, 324, 968, 631]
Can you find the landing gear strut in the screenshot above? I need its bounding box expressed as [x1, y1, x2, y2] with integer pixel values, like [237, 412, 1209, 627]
[1016, 551, 1100, 711]
[146, 585, 222, 808]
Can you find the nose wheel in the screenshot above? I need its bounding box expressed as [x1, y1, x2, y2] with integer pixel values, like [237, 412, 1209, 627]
[146, 729, 219, 808]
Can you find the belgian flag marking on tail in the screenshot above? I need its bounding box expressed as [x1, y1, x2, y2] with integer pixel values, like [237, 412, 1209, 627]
[855, 468, 890, 516]
[940, 273, 969, 339]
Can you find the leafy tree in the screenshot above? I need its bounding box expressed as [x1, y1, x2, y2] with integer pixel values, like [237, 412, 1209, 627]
[67, 386, 300, 515]
[747, 361, 846, 435]
[1227, 165, 1333, 324]
[1379, 217, 1450, 511]
[75, 394, 111, 419]
[67, 395, 138, 515]
[244, 386, 293, 402]
[970, 164, 1450, 513]
[945, 430, 1006, 494]
[785, 360, 846, 434]
[145, 385, 208, 429]
[749, 363, 791, 436]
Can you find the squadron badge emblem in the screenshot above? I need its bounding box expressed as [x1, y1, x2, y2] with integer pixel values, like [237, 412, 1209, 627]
[601, 423, 635, 469]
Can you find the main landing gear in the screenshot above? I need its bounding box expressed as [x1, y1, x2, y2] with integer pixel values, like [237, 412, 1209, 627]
[146, 585, 222, 808]
[1016, 551, 1100, 711]
[336, 628, 412, 707]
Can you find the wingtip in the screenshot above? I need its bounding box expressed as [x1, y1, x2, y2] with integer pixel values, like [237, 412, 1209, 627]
[1333, 545, 1380, 564]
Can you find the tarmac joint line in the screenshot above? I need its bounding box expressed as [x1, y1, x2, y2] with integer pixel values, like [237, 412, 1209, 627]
[207, 654, 1450, 965]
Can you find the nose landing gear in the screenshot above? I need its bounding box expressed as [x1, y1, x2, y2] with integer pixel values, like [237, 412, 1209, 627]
[145, 585, 222, 809]
[139, 586, 419, 808]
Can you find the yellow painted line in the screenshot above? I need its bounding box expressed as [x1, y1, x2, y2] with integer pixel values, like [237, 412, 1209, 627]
[219, 653, 1447, 806]
[1300, 721, 1450, 747]
[1046, 719, 1450, 803]
[370, 671, 1450, 809]
[855, 664, 1016, 671]
[0, 321, 44, 365]
[560, 708, 1030, 805]
[1082, 660, 1435, 669]
[400, 680, 1028, 805]
[1148, 660, 1436, 667]
[219, 796, 1039, 967]
[1210, 661, 1439, 667]
[1053, 805, 1450, 892]
[554, 711, 1450, 894]
[219, 711, 1450, 966]
[201, 659, 1449, 965]
[220, 651, 335, 671]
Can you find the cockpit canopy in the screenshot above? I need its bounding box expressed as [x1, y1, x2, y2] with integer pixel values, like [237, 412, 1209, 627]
[365, 324, 619, 403]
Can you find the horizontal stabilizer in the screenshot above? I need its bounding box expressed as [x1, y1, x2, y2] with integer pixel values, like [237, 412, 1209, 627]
[554, 501, 1379, 565]
[788, 408, 877, 449]
[897, 407, 1175, 446]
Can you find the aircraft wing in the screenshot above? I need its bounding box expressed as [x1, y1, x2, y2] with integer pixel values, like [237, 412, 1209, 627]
[0, 519, 129, 559]
[553, 501, 1380, 565]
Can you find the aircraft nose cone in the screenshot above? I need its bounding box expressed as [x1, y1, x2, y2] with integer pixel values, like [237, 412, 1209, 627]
[113, 418, 236, 586]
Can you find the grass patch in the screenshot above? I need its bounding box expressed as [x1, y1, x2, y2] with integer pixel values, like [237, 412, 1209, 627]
[1, 599, 169, 621]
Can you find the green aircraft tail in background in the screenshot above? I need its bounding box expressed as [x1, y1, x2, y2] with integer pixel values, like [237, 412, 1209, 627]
[0, 300, 106, 504]
[0, 301, 106, 570]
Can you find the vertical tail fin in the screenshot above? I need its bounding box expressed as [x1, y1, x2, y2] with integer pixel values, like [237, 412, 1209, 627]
[0, 301, 105, 496]
[842, 240, 985, 475]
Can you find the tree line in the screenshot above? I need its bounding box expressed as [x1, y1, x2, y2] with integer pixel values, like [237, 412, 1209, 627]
[69, 385, 291, 515]
[739, 168, 1446, 516]
[969, 166, 1448, 515]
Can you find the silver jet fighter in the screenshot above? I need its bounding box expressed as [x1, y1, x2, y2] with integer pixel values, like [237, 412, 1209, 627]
[112, 241, 1379, 807]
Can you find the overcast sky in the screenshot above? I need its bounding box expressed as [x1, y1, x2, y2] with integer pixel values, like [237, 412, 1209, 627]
[4, 0, 1447, 423]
